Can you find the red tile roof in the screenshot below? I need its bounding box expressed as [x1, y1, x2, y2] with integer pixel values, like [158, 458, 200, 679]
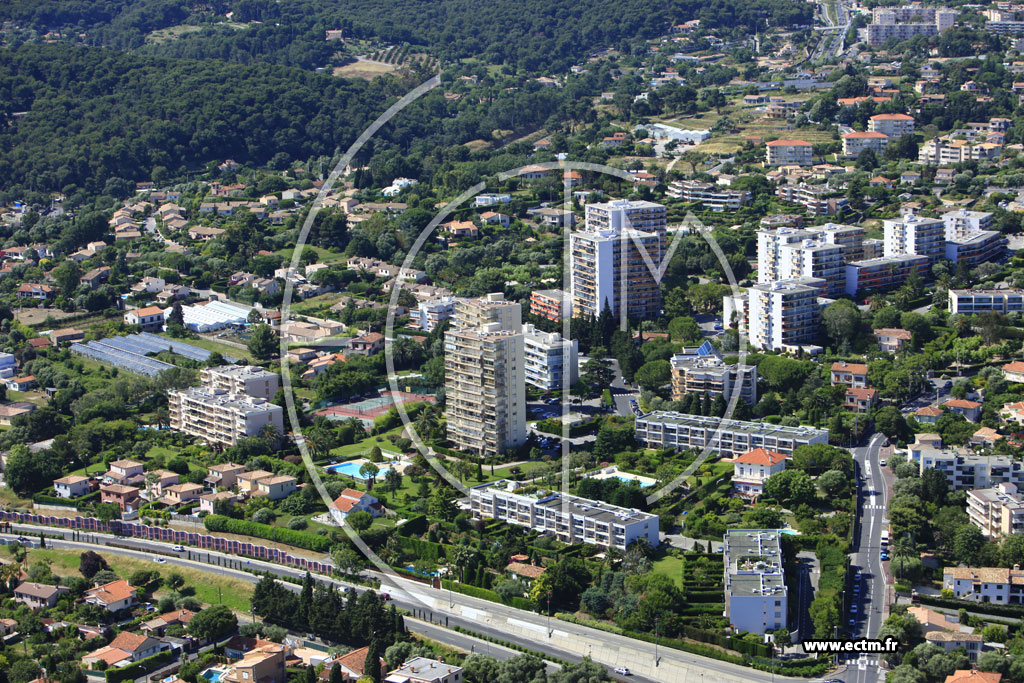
[734, 448, 788, 466]
[831, 361, 868, 375]
[944, 399, 982, 409]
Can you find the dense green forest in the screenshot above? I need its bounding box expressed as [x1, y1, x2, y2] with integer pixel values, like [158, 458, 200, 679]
[1, 0, 813, 71]
[0, 43, 588, 197]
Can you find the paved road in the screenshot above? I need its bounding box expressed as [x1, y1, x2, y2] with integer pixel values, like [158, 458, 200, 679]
[4, 532, 581, 679]
[4, 523, 832, 682]
[842, 433, 889, 683]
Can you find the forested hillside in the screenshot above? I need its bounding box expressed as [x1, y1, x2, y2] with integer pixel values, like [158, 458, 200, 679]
[0, 44, 589, 197]
[1, 0, 812, 71]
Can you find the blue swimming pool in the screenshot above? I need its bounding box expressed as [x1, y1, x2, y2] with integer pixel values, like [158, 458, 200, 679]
[201, 670, 225, 683]
[614, 475, 653, 488]
[326, 461, 395, 479]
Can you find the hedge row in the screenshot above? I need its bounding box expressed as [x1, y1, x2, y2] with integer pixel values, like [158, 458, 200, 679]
[440, 579, 534, 611]
[105, 649, 175, 683]
[917, 594, 1024, 619]
[683, 590, 725, 603]
[556, 613, 751, 664]
[203, 515, 332, 552]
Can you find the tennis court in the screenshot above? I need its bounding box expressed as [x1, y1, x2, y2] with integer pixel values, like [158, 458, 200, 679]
[316, 390, 435, 425]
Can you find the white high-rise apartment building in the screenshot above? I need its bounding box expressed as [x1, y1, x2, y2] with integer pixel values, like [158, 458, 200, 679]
[445, 323, 526, 457]
[168, 387, 284, 446]
[883, 212, 946, 265]
[200, 365, 279, 400]
[749, 279, 822, 351]
[757, 228, 814, 283]
[454, 292, 522, 331]
[778, 239, 847, 297]
[570, 201, 665, 320]
[522, 323, 578, 392]
[757, 224, 863, 289]
[584, 199, 667, 239]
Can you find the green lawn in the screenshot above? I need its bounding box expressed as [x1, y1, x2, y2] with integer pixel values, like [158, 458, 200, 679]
[329, 435, 403, 459]
[4, 546, 255, 613]
[275, 245, 349, 265]
[161, 333, 251, 362]
[146, 445, 181, 460]
[651, 553, 686, 589]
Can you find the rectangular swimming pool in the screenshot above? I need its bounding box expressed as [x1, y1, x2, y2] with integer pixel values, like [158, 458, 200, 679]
[326, 461, 395, 479]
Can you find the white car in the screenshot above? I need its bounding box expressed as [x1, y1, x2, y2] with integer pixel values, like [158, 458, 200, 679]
[880, 459, 887, 467]
[154, 557, 166, 564]
[614, 668, 631, 676]
[172, 545, 184, 552]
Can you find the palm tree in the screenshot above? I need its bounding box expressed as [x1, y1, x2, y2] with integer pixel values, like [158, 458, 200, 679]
[450, 545, 477, 584]
[416, 408, 438, 442]
[891, 535, 920, 581]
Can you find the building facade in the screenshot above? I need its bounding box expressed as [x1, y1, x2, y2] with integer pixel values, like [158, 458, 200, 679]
[845, 254, 930, 296]
[749, 279, 822, 351]
[445, 324, 526, 457]
[522, 323, 579, 392]
[968, 483, 1024, 539]
[168, 387, 284, 446]
[469, 480, 660, 551]
[883, 213, 946, 265]
[765, 140, 813, 166]
[670, 347, 758, 405]
[948, 289, 1024, 315]
[724, 529, 788, 635]
[636, 411, 829, 457]
[200, 365, 279, 400]
[529, 289, 570, 322]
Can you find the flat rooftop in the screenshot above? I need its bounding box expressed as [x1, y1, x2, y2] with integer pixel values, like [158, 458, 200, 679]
[637, 411, 827, 439]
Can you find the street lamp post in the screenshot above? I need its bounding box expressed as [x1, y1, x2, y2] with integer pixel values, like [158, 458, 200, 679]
[546, 593, 552, 638]
[654, 617, 659, 666]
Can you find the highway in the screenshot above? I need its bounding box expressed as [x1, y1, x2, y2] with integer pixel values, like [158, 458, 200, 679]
[843, 432, 889, 683]
[2, 522, 834, 683]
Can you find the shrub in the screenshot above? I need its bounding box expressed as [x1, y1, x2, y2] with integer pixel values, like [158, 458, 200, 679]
[203, 515, 332, 552]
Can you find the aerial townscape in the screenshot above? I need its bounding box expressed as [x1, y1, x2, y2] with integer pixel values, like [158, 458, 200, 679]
[16, 1, 1024, 683]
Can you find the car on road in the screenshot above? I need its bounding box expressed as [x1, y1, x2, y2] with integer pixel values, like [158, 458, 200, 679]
[154, 557, 166, 563]
[850, 605, 858, 614]
[613, 668, 631, 676]
[881, 552, 888, 560]
[172, 545, 184, 552]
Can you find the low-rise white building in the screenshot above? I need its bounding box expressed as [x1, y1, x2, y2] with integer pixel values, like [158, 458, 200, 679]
[944, 565, 1024, 605]
[636, 412, 828, 457]
[968, 482, 1024, 539]
[469, 480, 659, 551]
[724, 529, 788, 635]
[732, 449, 789, 498]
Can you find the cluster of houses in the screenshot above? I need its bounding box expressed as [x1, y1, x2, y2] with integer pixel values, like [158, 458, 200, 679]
[53, 458, 297, 516]
[11, 568, 462, 683]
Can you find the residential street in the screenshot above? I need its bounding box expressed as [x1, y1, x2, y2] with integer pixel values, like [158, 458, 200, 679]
[837, 432, 889, 683]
